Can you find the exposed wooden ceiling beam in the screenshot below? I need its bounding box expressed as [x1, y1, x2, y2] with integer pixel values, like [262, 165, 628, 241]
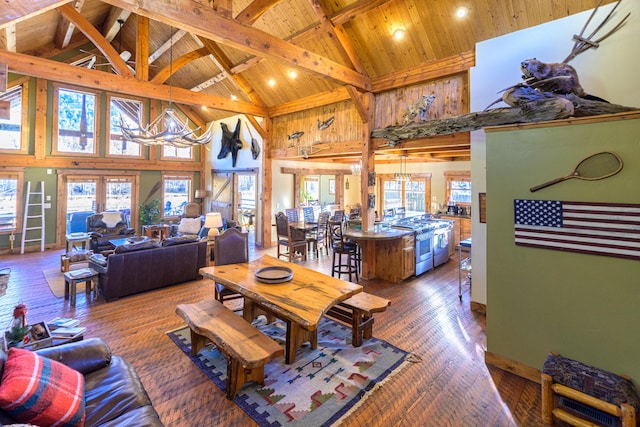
[197, 36, 266, 106]
[191, 72, 227, 91]
[309, 0, 368, 75]
[57, 3, 133, 78]
[0, 49, 267, 117]
[236, 0, 284, 25]
[269, 87, 350, 117]
[215, 0, 233, 19]
[99, 0, 371, 90]
[372, 51, 475, 92]
[329, 0, 392, 27]
[54, 0, 85, 49]
[102, 8, 131, 42]
[148, 29, 187, 64]
[228, 22, 323, 74]
[0, 25, 17, 52]
[0, 0, 71, 29]
[151, 47, 210, 84]
[135, 15, 149, 81]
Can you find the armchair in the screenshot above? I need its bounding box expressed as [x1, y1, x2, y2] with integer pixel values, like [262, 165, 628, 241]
[86, 212, 135, 254]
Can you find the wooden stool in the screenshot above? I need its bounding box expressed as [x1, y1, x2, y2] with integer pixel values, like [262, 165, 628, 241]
[542, 352, 639, 427]
[63, 268, 99, 307]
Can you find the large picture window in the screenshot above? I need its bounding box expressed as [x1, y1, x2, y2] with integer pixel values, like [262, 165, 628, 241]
[445, 171, 471, 206]
[0, 170, 24, 233]
[0, 84, 27, 153]
[53, 86, 99, 155]
[160, 108, 194, 160]
[163, 173, 193, 218]
[108, 95, 143, 157]
[379, 175, 431, 213]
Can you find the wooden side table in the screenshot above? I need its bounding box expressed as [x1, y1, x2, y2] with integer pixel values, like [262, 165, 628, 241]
[65, 232, 90, 252]
[63, 268, 99, 307]
[207, 240, 215, 266]
[143, 224, 170, 240]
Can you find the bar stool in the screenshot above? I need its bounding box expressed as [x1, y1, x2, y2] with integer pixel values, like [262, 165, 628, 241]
[329, 221, 359, 282]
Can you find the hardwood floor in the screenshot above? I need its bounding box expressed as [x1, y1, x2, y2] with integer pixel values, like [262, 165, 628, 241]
[0, 243, 552, 426]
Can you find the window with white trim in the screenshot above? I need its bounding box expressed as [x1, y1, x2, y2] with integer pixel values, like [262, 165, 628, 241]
[0, 84, 27, 153]
[53, 86, 99, 155]
[0, 170, 24, 233]
[162, 173, 193, 218]
[108, 95, 143, 157]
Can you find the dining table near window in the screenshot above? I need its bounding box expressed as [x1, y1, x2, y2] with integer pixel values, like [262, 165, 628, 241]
[199, 255, 363, 364]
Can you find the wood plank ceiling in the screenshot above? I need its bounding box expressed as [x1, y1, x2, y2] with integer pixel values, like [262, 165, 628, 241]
[0, 0, 616, 162]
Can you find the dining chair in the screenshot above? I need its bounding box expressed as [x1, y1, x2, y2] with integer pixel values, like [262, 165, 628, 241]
[328, 220, 358, 282]
[276, 212, 307, 262]
[302, 206, 315, 223]
[313, 211, 331, 257]
[285, 208, 299, 223]
[212, 228, 248, 307]
[332, 209, 345, 224]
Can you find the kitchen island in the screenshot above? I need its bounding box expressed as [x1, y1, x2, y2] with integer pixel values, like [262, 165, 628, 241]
[344, 227, 415, 283]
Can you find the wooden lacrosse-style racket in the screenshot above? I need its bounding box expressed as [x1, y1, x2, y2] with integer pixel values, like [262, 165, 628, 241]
[529, 151, 623, 192]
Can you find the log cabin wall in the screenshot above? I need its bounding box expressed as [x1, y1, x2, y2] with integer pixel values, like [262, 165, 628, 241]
[271, 73, 469, 156]
[271, 100, 362, 150]
[374, 74, 468, 128]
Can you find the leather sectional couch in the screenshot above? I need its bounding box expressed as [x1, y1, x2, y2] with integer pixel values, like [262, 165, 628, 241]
[0, 338, 163, 426]
[89, 238, 207, 301]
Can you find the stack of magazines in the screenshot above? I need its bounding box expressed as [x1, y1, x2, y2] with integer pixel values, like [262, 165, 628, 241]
[48, 317, 86, 338]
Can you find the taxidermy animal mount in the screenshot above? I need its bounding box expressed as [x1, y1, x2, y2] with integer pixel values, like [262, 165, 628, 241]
[288, 131, 304, 140]
[486, 0, 629, 110]
[402, 95, 436, 124]
[217, 119, 243, 167]
[317, 116, 335, 130]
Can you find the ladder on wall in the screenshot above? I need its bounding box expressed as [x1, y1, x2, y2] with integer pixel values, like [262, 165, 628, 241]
[21, 181, 45, 254]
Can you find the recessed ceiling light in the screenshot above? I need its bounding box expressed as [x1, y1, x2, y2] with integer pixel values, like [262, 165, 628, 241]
[268, 78, 276, 87]
[201, 105, 208, 110]
[289, 70, 298, 79]
[230, 95, 238, 101]
[393, 28, 405, 40]
[455, 6, 469, 19]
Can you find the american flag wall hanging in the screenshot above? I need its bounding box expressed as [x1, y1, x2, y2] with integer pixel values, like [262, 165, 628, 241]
[514, 199, 640, 260]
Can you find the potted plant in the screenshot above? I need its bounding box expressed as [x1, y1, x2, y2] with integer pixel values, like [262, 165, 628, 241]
[5, 322, 29, 348]
[139, 198, 161, 226]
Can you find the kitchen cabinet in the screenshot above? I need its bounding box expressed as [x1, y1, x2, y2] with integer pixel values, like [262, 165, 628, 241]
[401, 234, 416, 280]
[442, 215, 471, 248]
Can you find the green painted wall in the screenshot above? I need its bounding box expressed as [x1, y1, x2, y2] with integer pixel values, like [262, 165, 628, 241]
[486, 116, 640, 380]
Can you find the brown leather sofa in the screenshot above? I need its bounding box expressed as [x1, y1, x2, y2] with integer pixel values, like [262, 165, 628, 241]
[89, 239, 207, 301]
[0, 338, 163, 426]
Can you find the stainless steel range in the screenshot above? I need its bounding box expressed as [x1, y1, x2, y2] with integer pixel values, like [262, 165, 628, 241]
[392, 214, 454, 275]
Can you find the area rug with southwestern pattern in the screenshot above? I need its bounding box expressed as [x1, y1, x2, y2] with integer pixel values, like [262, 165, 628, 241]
[167, 316, 413, 426]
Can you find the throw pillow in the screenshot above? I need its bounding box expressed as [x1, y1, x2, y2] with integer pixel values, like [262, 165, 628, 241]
[178, 217, 201, 235]
[88, 253, 107, 266]
[0, 348, 85, 427]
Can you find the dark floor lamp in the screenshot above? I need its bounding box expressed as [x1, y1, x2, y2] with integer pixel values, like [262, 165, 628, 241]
[194, 189, 207, 214]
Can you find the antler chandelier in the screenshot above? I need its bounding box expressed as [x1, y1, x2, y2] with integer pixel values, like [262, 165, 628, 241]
[119, 25, 212, 147]
[119, 109, 212, 147]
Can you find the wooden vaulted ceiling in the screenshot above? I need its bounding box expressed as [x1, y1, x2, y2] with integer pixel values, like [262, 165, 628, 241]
[0, 0, 615, 162]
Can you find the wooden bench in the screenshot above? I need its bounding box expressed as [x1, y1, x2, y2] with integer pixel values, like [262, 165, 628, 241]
[175, 298, 284, 399]
[542, 352, 639, 427]
[326, 292, 390, 347]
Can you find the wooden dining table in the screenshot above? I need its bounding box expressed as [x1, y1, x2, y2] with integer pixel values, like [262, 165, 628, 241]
[199, 255, 362, 363]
